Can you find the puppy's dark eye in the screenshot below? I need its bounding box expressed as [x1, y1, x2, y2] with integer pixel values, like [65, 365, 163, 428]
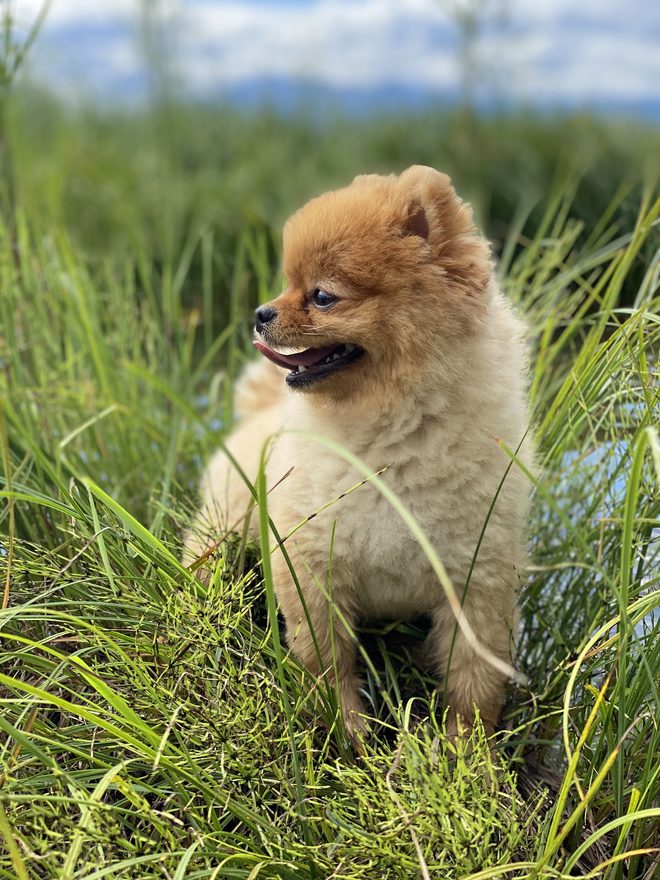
[311, 288, 337, 309]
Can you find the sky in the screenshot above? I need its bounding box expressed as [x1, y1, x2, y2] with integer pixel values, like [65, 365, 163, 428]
[11, 0, 660, 117]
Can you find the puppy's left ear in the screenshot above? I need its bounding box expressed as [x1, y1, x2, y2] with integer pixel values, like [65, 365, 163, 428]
[397, 165, 492, 300]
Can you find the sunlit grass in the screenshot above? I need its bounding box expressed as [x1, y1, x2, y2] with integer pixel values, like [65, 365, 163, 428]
[0, 150, 658, 878]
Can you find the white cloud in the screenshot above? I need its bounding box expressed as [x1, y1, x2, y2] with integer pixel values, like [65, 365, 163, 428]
[15, 0, 137, 27]
[12, 0, 660, 108]
[178, 0, 456, 89]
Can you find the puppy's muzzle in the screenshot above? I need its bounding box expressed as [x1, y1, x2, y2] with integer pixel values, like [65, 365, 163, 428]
[255, 305, 277, 334]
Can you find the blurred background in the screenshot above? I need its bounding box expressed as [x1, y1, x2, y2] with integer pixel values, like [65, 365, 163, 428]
[12, 0, 660, 115]
[2, 0, 659, 301]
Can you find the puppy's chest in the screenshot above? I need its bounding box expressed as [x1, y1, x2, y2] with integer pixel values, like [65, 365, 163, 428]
[316, 436, 445, 618]
[334, 454, 445, 616]
[274, 404, 469, 617]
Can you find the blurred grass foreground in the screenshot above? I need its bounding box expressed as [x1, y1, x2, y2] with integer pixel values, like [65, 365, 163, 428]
[1, 9, 660, 879]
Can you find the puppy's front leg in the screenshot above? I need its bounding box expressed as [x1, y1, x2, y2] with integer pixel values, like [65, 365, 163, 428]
[272, 551, 367, 741]
[429, 583, 516, 738]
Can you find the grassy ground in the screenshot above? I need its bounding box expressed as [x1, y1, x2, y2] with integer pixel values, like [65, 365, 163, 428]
[0, 101, 659, 878]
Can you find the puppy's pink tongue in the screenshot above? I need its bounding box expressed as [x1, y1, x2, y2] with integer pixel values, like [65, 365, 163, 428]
[253, 340, 337, 369]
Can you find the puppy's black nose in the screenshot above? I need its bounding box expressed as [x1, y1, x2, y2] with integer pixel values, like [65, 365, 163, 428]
[255, 305, 277, 333]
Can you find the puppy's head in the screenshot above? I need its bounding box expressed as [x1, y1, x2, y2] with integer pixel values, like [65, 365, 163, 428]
[254, 165, 492, 399]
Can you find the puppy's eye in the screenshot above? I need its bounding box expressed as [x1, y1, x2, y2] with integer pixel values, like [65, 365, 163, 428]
[311, 288, 337, 309]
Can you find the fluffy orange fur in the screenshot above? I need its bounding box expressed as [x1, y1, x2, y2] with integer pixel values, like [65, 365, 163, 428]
[185, 165, 534, 742]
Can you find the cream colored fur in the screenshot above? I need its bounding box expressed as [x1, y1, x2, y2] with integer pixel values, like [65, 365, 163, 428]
[184, 166, 533, 741]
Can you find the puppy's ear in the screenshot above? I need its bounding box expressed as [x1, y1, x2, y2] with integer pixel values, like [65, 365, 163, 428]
[397, 165, 491, 299]
[403, 201, 429, 240]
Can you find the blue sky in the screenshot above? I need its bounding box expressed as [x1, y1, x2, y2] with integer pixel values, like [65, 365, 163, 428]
[13, 0, 660, 117]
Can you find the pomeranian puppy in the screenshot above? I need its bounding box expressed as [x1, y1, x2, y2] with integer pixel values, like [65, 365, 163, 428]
[185, 165, 534, 740]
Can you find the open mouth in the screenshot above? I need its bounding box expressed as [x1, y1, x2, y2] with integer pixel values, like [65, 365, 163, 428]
[253, 340, 365, 387]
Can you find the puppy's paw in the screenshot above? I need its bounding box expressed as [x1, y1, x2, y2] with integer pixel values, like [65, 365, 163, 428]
[443, 709, 499, 773]
[340, 689, 370, 752]
[445, 709, 468, 742]
[445, 707, 494, 742]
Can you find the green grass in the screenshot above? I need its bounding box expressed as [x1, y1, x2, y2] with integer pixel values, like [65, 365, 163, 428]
[0, 100, 659, 877]
[8, 91, 660, 300]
